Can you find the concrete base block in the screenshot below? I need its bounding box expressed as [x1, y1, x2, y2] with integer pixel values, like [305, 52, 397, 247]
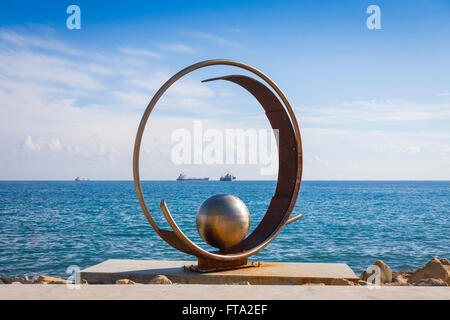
[80, 259, 359, 285]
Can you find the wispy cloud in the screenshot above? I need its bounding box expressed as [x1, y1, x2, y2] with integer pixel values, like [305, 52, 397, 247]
[118, 46, 163, 59]
[158, 43, 196, 53]
[0, 28, 116, 92]
[0, 28, 247, 179]
[1, 27, 449, 180]
[0, 50, 105, 90]
[182, 31, 238, 46]
[0, 29, 107, 60]
[406, 145, 421, 153]
[226, 27, 244, 34]
[297, 99, 450, 124]
[113, 91, 150, 109]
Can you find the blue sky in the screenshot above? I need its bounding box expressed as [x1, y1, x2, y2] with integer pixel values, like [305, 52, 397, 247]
[0, 0, 449, 180]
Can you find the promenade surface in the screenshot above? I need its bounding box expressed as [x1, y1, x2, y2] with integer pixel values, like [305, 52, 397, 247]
[1, 284, 449, 300]
[79, 259, 359, 285]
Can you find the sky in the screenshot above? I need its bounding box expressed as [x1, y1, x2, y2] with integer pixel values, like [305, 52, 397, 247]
[0, 0, 449, 180]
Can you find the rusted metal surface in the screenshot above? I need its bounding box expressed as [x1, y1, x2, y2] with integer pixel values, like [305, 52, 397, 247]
[187, 258, 260, 273]
[132, 59, 303, 270]
[202, 75, 298, 255]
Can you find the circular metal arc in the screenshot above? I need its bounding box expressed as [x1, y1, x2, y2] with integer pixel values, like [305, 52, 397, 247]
[133, 59, 303, 261]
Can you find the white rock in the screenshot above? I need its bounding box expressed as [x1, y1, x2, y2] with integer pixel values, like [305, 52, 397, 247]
[35, 275, 72, 284]
[148, 275, 172, 284]
[116, 279, 135, 284]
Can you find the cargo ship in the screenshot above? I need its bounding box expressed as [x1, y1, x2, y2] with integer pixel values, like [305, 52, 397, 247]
[176, 173, 209, 181]
[74, 177, 90, 181]
[220, 173, 236, 181]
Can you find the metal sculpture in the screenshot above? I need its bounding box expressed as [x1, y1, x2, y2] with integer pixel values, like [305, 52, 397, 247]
[133, 59, 303, 272]
[196, 194, 251, 250]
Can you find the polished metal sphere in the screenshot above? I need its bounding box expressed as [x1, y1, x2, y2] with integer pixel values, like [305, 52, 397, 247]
[196, 194, 250, 250]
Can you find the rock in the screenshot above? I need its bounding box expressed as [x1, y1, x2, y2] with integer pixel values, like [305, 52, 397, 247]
[392, 271, 411, 285]
[360, 271, 368, 280]
[116, 279, 135, 284]
[373, 260, 392, 283]
[413, 278, 448, 286]
[0, 279, 4, 284]
[358, 280, 369, 286]
[19, 276, 33, 284]
[440, 258, 450, 266]
[360, 260, 392, 284]
[0, 275, 11, 284]
[408, 257, 450, 285]
[229, 281, 250, 285]
[330, 278, 354, 286]
[302, 283, 326, 286]
[148, 275, 172, 284]
[81, 279, 88, 285]
[35, 275, 72, 284]
[11, 281, 22, 285]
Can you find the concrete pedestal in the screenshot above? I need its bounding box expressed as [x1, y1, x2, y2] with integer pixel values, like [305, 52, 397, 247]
[80, 259, 359, 285]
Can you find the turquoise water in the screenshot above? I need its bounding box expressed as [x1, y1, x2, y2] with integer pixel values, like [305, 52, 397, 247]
[0, 181, 448, 278]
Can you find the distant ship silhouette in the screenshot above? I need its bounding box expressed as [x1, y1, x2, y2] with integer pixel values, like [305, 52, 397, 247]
[220, 173, 236, 181]
[176, 173, 209, 181]
[74, 177, 90, 181]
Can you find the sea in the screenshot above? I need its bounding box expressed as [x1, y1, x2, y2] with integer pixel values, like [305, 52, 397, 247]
[0, 180, 448, 278]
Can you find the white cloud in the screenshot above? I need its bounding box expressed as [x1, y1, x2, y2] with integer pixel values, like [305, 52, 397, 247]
[23, 135, 40, 152]
[114, 91, 150, 109]
[128, 74, 215, 98]
[312, 156, 336, 168]
[158, 43, 196, 53]
[22, 136, 63, 152]
[0, 29, 247, 179]
[182, 31, 238, 46]
[1, 28, 449, 180]
[169, 81, 215, 98]
[406, 145, 421, 153]
[118, 47, 163, 59]
[0, 50, 105, 90]
[0, 29, 91, 58]
[49, 138, 62, 151]
[296, 99, 450, 124]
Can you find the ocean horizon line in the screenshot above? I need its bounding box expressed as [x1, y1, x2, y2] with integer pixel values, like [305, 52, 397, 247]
[1, 179, 449, 182]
